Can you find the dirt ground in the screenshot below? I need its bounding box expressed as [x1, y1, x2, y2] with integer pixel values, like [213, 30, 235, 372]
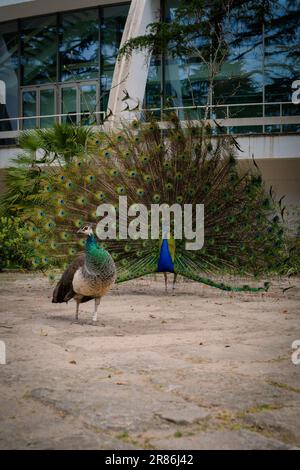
[0, 272, 299, 450]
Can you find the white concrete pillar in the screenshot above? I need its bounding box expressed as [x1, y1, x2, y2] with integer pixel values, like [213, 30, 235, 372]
[107, 0, 160, 126]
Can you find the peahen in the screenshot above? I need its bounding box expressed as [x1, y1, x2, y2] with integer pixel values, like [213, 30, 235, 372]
[28, 115, 284, 293]
[52, 224, 116, 322]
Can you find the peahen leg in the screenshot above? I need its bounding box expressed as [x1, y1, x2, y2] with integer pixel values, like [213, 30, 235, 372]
[75, 300, 80, 321]
[163, 272, 168, 293]
[93, 297, 101, 322]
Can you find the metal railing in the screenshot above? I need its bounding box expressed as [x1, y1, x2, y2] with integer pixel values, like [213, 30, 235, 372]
[0, 111, 106, 133]
[0, 102, 299, 141]
[140, 101, 300, 133]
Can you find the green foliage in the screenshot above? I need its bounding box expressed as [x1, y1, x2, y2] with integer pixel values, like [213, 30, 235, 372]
[0, 123, 94, 217]
[119, 0, 228, 60]
[278, 207, 300, 276]
[0, 154, 46, 217]
[118, 0, 274, 61]
[18, 123, 93, 163]
[0, 217, 35, 270]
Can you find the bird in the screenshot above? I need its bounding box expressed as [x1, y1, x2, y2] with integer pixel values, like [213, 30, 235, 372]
[121, 89, 130, 101]
[28, 114, 284, 293]
[52, 224, 116, 322]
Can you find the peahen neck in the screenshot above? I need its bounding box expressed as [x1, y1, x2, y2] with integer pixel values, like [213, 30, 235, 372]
[85, 234, 110, 271]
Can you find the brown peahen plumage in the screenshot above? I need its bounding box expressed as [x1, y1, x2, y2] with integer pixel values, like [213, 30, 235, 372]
[52, 225, 116, 322]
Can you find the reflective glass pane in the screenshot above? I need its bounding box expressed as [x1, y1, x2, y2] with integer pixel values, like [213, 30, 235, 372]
[80, 84, 96, 125]
[21, 15, 57, 85]
[22, 90, 37, 129]
[60, 9, 98, 82]
[165, 56, 209, 112]
[61, 87, 77, 124]
[0, 21, 19, 131]
[40, 88, 55, 128]
[164, 0, 209, 113]
[101, 4, 129, 110]
[214, 5, 263, 109]
[265, 0, 300, 105]
[144, 56, 161, 114]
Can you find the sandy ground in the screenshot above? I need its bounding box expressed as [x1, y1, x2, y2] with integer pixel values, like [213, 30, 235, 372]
[0, 272, 299, 450]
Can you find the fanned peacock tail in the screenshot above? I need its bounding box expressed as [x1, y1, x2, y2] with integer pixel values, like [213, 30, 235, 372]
[25, 115, 285, 291]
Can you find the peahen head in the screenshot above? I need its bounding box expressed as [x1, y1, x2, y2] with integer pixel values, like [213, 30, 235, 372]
[77, 224, 94, 236]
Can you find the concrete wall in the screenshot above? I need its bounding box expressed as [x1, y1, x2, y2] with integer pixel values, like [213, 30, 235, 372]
[239, 158, 300, 209]
[0, 147, 18, 168]
[236, 134, 300, 160]
[107, 0, 160, 124]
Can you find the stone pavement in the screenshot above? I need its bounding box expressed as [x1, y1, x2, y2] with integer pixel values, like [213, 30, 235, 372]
[0, 273, 299, 449]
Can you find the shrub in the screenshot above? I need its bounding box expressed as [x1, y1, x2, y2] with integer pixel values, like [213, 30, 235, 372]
[0, 217, 34, 270]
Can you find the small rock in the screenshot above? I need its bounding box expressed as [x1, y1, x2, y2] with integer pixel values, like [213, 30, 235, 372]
[156, 404, 209, 425]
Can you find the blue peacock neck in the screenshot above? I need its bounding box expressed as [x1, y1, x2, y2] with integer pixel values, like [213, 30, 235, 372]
[85, 234, 110, 272]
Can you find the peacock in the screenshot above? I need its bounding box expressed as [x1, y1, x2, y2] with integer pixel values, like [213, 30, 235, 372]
[52, 224, 116, 322]
[27, 114, 284, 293]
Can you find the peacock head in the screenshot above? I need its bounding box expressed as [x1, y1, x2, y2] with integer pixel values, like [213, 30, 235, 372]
[77, 224, 94, 236]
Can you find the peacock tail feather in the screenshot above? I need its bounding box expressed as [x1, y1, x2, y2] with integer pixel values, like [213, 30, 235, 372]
[26, 115, 285, 291]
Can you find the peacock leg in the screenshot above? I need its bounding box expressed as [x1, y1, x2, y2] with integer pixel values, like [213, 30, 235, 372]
[93, 297, 101, 322]
[163, 272, 168, 293]
[172, 273, 177, 291]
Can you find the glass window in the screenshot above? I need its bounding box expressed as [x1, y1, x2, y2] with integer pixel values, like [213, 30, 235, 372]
[144, 55, 161, 113]
[21, 15, 57, 85]
[265, 0, 300, 104]
[40, 88, 55, 128]
[61, 86, 77, 124]
[59, 9, 99, 82]
[22, 90, 37, 129]
[165, 56, 209, 118]
[101, 4, 130, 110]
[0, 21, 19, 131]
[214, 44, 263, 110]
[214, 5, 264, 113]
[164, 0, 209, 116]
[80, 84, 97, 125]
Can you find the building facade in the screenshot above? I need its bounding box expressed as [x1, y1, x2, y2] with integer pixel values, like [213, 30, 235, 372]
[0, 0, 300, 210]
